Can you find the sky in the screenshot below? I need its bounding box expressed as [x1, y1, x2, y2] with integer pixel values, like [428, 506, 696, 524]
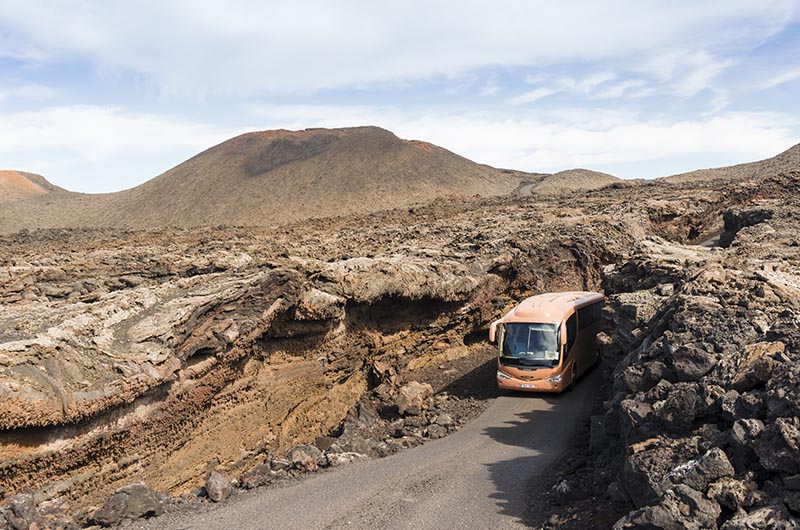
[1, 1, 800, 193]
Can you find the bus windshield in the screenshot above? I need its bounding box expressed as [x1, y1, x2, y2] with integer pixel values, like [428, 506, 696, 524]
[500, 323, 560, 367]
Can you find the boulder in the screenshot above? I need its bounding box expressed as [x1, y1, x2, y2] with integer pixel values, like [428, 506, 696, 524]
[622, 361, 673, 393]
[753, 417, 800, 474]
[720, 390, 764, 423]
[613, 485, 721, 530]
[1, 492, 37, 530]
[205, 470, 232, 502]
[433, 413, 454, 427]
[730, 419, 765, 446]
[620, 399, 660, 440]
[325, 451, 366, 467]
[314, 436, 338, 452]
[287, 444, 323, 472]
[270, 458, 292, 472]
[669, 448, 735, 491]
[0, 493, 77, 530]
[396, 382, 433, 416]
[669, 344, 716, 382]
[369, 360, 397, 388]
[729, 342, 784, 391]
[426, 424, 447, 439]
[720, 505, 796, 530]
[91, 483, 163, 527]
[766, 362, 800, 419]
[707, 477, 765, 511]
[239, 463, 275, 489]
[654, 383, 698, 433]
[728, 418, 765, 470]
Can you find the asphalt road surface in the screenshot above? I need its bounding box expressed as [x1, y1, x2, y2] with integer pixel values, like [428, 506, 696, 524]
[157, 370, 599, 530]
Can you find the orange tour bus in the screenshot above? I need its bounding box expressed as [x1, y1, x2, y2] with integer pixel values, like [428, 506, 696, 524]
[489, 291, 604, 393]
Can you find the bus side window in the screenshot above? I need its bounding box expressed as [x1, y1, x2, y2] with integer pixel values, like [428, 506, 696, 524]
[566, 313, 577, 355]
[578, 301, 603, 330]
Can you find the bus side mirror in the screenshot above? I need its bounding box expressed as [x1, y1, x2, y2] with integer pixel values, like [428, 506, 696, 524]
[560, 326, 567, 345]
[489, 320, 500, 343]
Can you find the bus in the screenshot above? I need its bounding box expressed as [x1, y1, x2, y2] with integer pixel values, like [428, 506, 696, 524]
[488, 291, 604, 393]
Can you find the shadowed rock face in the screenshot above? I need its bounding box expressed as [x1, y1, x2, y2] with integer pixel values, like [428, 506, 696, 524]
[0, 169, 799, 529]
[590, 174, 800, 528]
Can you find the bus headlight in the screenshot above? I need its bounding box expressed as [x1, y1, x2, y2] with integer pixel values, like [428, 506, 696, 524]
[497, 371, 511, 380]
[545, 374, 562, 383]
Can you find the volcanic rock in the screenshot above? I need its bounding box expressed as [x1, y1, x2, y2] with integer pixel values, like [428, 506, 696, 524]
[90, 483, 163, 526]
[396, 381, 433, 416]
[614, 484, 721, 530]
[204, 470, 232, 503]
[287, 445, 324, 472]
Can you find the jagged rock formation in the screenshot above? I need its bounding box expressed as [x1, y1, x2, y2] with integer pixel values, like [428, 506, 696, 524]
[540, 173, 800, 529]
[1, 166, 799, 528]
[0, 185, 637, 519]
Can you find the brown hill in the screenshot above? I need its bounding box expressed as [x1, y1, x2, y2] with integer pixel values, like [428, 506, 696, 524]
[0, 127, 522, 232]
[515, 168, 621, 196]
[0, 171, 66, 202]
[660, 142, 800, 183]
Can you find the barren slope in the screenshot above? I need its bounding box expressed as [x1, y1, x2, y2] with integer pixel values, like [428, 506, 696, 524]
[661, 142, 800, 183]
[527, 168, 621, 195]
[0, 127, 521, 233]
[0, 171, 66, 202]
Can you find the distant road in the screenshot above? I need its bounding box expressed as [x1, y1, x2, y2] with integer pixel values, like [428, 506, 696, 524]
[154, 370, 599, 530]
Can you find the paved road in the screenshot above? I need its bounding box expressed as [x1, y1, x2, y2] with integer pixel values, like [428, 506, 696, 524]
[160, 370, 599, 530]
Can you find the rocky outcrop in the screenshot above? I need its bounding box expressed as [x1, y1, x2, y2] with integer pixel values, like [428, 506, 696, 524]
[591, 188, 800, 528]
[1, 168, 798, 527]
[0, 183, 632, 519]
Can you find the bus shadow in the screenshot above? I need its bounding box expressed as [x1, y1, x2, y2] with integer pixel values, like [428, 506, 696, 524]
[481, 370, 600, 526]
[482, 406, 561, 526]
[438, 357, 502, 400]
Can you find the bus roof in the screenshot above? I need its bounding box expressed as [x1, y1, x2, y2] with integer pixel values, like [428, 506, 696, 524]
[501, 291, 604, 324]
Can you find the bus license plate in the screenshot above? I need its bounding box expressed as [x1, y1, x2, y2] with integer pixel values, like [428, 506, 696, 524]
[520, 383, 535, 389]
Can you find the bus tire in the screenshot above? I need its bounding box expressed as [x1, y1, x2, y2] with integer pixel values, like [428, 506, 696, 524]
[568, 364, 577, 391]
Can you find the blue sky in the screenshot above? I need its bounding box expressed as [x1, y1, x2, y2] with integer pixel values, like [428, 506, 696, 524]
[1, 1, 799, 192]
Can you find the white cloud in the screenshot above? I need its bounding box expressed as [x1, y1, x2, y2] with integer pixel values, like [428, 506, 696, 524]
[0, 106, 253, 191]
[511, 87, 561, 104]
[0, 82, 55, 102]
[760, 66, 800, 89]
[639, 50, 736, 96]
[0, 1, 794, 94]
[511, 72, 619, 104]
[249, 103, 798, 178]
[480, 78, 501, 96]
[592, 79, 648, 99]
[1, 103, 796, 192]
[572, 72, 617, 93]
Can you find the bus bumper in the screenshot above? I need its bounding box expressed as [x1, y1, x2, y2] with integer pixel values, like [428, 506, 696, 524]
[497, 374, 565, 393]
